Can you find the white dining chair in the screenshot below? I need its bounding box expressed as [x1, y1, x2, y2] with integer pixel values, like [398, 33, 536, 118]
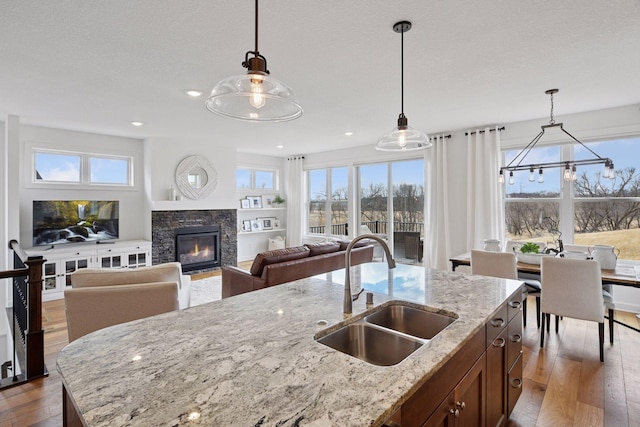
[540, 257, 612, 362]
[471, 250, 528, 326]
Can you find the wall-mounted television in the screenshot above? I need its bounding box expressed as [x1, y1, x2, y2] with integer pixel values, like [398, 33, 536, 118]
[33, 200, 119, 247]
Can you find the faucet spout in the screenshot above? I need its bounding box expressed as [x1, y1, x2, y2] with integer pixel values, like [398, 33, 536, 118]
[344, 234, 396, 314]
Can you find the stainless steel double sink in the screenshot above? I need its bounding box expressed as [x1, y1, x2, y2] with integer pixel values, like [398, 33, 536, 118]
[314, 301, 457, 366]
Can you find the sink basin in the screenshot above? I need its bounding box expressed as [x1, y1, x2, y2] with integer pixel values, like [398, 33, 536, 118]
[315, 323, 423, 366]
[365, 302, 457, 340]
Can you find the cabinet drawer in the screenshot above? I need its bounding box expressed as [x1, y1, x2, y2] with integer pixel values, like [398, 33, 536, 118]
[486, 303, 508, 345]
[507, 353, 523, 416]
[507, 289, 524, 321]
[507, 310, 523, 370]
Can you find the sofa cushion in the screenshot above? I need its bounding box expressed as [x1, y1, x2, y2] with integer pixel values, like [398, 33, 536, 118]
[337, 239, 371, 251]
[249, 246, 311, 277]
[305, 241, 340, 257]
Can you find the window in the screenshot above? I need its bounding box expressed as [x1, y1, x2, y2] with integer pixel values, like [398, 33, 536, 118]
[34, 150, 132, 186]
[236, 168, 277, 190]
[90, 156, 129, 185]
[503, 136, 640, 260]
[359, 160, 424, 261]
[307, 167, 348, 236]
[35, 152, 81, 182]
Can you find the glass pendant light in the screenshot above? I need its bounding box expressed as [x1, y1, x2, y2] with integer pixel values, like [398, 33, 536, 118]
[206, 0, 302, 122]
[376, 21, 430, 151]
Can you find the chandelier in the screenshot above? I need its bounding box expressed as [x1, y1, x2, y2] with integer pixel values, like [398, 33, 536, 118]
[205, 0, 303, 122]
[499, 89, 614, 185]
[376, 21, 431, 151]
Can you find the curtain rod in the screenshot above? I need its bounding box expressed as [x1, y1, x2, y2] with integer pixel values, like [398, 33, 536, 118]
[287, 155, 305, 160]
[429, 134, 452, 141]
[465, 126, 505, 136]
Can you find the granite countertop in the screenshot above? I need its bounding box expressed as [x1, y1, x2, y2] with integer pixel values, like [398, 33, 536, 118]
[57, 263, 523, 426]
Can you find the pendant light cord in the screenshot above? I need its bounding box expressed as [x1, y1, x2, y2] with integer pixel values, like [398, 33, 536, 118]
[254, 0, 259, 54]
[400, 27, 404, 117]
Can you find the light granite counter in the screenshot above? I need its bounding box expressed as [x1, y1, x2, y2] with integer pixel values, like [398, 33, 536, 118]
[57, 263, 523, 426]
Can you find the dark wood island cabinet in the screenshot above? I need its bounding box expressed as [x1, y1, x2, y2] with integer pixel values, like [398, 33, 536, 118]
[385, 293, 523, 427]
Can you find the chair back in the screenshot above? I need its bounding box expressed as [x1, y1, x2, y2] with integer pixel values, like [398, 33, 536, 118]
[540, 257, 604, 323]
[65, 281, 179, 342]
[471, 249, 518, 280]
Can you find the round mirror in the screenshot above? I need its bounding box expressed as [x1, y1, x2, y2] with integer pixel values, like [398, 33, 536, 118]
[188, 167, 208, 189]
[175, 155, 217, 200]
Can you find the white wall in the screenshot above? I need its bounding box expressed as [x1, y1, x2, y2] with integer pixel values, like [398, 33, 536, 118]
[17, 125, 147, 246]
[145, 137, 237, 217]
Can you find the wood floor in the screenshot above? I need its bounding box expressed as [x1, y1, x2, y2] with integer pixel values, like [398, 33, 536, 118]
[1, 293, 638, 426]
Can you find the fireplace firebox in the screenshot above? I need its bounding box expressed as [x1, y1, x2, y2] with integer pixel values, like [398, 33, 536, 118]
[175, 226, 221, 272]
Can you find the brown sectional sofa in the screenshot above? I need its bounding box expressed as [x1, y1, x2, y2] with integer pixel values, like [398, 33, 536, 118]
[222, 241, 374, 298]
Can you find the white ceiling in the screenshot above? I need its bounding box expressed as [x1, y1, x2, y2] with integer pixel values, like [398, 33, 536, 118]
[1, 1, 639, 156]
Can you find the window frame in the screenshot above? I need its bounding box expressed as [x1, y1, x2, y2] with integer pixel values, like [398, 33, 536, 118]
[502, 135, 640, 250]
[31, 148, 133, 188]
[236, 167, 279, 191]
[306, 166, 349, 237]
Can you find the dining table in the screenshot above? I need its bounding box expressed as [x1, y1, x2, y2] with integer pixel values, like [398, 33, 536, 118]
[450, 252, 640, 332]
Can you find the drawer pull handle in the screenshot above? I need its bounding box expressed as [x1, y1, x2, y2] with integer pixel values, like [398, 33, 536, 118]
[449, 408, 460, 418]
[491, 318, 505, 328]
[456, 401, 466, 410]
[509, 300, 522, 309]
[511, 378, 523, 389]
[510, 333, 522, 343]
[493, 337, 506, 348]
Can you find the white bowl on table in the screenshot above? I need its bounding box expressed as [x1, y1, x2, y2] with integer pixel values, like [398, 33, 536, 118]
[515, 251, 554, 265]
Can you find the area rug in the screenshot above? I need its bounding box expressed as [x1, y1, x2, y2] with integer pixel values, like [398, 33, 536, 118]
[189, 275, 222, 307]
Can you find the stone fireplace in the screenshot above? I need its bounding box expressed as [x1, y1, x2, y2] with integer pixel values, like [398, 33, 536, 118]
[152, 209, 236, 274]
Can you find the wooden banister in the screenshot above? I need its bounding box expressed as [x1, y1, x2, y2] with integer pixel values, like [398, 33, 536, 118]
[1, 240, 47, 389]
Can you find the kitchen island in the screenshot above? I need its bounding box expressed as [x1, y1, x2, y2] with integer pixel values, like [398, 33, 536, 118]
[57, 263, 523, 426]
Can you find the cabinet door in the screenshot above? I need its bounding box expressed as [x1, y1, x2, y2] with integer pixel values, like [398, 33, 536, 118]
[63, 257, 90, 288]
[42, 261, 58, 293]
[486, 330, 507, 427]
[454, 352, 486, 427]
[422, 392, 455, 427]
[507, 354, 523, 416]
[98, 251, 125, 268]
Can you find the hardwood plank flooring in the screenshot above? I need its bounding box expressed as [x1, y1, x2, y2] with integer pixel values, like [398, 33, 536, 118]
[1, 281, 638, 426]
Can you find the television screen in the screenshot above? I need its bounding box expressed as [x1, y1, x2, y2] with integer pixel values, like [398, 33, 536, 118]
[33, 200, 119, 246]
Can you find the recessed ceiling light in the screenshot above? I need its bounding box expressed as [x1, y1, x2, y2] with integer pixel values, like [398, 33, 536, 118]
[344, 131, 353, 136]
[131, 121, 143, 127]
[276, 145, 284, 149]
[186, 90, 203, 97]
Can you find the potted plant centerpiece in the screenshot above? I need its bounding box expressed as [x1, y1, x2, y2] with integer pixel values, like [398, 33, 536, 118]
[514, 242, 553, 265]
[273, 194, 285, 208]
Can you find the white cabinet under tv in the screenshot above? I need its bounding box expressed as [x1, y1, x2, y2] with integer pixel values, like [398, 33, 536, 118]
[26, 240, 151, 301]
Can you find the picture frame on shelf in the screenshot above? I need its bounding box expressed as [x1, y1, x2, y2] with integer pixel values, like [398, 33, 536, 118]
[250, 219, 263, 231]
[240, 199, 250, 209]
[247, 196, 262, 209]
[273, 219, 281, 229]
[259, 217, 275, 230]
[262, 195, 274, 208]
[242, 220, 252, 232]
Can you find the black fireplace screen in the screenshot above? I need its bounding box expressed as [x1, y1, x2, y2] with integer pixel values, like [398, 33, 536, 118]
[175, 226, 221, 272]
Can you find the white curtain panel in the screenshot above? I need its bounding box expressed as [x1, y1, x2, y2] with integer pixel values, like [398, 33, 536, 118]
[285, 155, 304, 247]
[466, 127, 505, 250]
[424, 134, 451, 270]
